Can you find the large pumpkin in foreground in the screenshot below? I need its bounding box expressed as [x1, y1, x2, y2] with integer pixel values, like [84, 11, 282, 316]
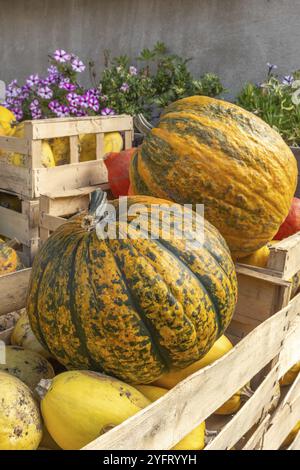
[130, 96, 298, 258]
[27, 191, 237, 383]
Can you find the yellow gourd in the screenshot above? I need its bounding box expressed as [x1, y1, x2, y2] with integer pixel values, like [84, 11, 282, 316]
[239, 245, 271, 268]
[0, 106, 15, 136]
[11, 310, 51, 359]
[135, 385, 205, 450]
[10, 123, 55, 168]
[40, 425, 61, 450]
[281, 421, 300, 448]
[280, 362, 300, 387]
[0, 371, 42, 450]
[0, 345, 54, 393]
[79, 132, 123, 161]
[38, 370, 151, 450]
[48, 137, 70, 166]
[152, 335, 241, 415]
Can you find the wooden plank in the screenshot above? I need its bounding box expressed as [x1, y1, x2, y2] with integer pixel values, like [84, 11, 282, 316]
[124, 130, 133, 149]
[235, 271, 291, 323]
[268, 232, 300, 279]
[0, 136, 29, 154]
[0, 161, 32, 198]
[242, 415, 271, 450]
[82, 296, 299, 450]
[0, 269, 31, 316]
[95, 133, 105, 160]
[0, 326, 14, 344]
[261, 374, 300, 449]
[28, 139, 42, 169]
[30, 115, 133, 140]
[277, 313, 300, 378]
[69, 136, 80, 163]
[0, 205, 38, 245]
[236, 264, 291, 285]
[205, 367, 279, 450]
[33, 161, 108, 197]
[40, 214, 67, 233]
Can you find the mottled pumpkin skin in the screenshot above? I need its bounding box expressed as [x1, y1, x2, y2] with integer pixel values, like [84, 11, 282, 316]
[27, 195, 237, 384]
[130, 96, 298, 258]
[0, 239, 23, 276]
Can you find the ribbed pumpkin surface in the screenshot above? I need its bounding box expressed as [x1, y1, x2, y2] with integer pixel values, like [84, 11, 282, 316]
[130, 96, 298, 258]
[27, 195, 237, 383]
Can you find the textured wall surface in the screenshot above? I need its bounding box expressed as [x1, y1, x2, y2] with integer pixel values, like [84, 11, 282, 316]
[0, 0, 300, 97]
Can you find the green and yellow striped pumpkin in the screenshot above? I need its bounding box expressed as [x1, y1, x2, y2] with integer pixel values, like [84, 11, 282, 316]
[27, 191, 237, 384]
[130, 96, 298, 259]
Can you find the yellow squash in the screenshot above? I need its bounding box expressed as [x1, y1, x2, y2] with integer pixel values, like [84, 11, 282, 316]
[0, 106, 15, 136]
[135, 384, 205, 450]
[280, 362, 300, 387]
[0, 371, 42, 450]
[38, 370, 151, 450]
[239, 245, 271, 268]
[9, 123, 55, 168]
[281, 421, 300, 448]
[152, 335, 241, 415]
[48, 137, 70, 165]
[79, 132, 123, 161]
[0, 345, 55, 393]
[11, 310, 51, 358]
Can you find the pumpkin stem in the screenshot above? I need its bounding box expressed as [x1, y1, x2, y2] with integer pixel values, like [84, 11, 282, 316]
[81, 189, 108, 231]
[35, 378, 53, 400]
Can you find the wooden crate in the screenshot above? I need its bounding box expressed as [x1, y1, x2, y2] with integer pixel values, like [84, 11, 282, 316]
[0, 285, 298, 450]
[0, 115, 133, 199]
[232, 234, 300, 338]
[0, 192, 39, 264]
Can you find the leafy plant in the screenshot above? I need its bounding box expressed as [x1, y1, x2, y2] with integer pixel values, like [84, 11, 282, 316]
[94, 42, 225, 119]
[237, 64, 300, 146]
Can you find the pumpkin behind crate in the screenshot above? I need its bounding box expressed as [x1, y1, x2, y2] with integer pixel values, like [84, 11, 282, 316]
[130, 96, 297, 259]
[0, 238, 23, 276]
[27, 190, 237, 384]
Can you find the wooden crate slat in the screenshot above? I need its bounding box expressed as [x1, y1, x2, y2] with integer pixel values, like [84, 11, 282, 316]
[261, 375, 300, 449]
[33, 161, 108, 197]
[0, 204, 38, 245]
[0, 136, 29, 154]
[0, 268, 31, 316]
[69, 135, 80, 163]
[205, 367, 278, 450]
[0, 161, 32, 198]
[82, 295, 299, 450]
[268, 233, 300, 280]
[277, 312, 300, 378]
[29, 115, 133, 139]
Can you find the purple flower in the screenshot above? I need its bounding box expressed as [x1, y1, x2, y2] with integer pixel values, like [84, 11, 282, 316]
[48, 100, 61, 112]
[53, 49, 71, 63]
[120, 82, 129, 93]
[71, 57, 85, 73]
[78, 94, 89, 109]
[267, 63, 277, 75]
[85, 88, 101, 98]
[26, 74, 40, 87]
[66, 92, 80, 106]
[55, 105, 70, 117]
[31, 108, 42, 119]
[87, 95, 99, 112]
[7, 79, 18, 90]
[101, 107, 115, 116]
[62, 82, 77, 92]
[129, 66, 138, 76]
[29, 99, 40, 110]
[47, 65, 59, 76]
[12, 108, 23, 121]
[37, 86, 53, 99]
[58, 77, 70, 89]
[282, 75, 294, 86]
[47, 73, 60, 85]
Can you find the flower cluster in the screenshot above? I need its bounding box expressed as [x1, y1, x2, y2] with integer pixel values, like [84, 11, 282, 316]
[3, 49, 114, 121]
[237, 63, 300, 146]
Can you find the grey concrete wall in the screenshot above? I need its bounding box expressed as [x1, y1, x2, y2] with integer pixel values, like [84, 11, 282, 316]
[1, 0, 300, 98]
